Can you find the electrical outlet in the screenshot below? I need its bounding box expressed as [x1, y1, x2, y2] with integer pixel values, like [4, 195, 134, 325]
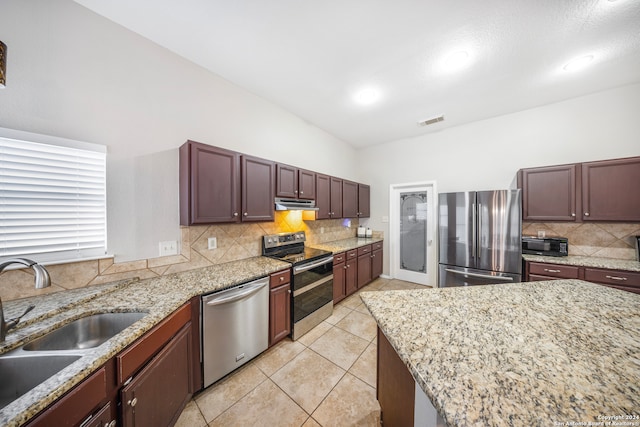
[537, 230, 546, 238]
[320, 227, 324, 234]
[208, 237, 217, 250]
[159, 240, 178, 256]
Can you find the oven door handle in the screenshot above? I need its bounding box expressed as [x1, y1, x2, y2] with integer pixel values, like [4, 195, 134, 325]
[293, 275, 333, 297]
[293, 256, 334, 274]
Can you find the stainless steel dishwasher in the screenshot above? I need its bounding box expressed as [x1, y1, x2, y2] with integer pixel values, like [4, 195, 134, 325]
[201, 276, 269, 388]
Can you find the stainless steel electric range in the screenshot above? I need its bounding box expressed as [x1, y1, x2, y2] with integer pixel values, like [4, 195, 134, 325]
[262, 231, 333, 340]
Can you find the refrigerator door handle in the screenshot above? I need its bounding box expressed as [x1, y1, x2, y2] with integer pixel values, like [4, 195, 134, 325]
[445, 268, 514, 282]
[471, 202, 477, 259]
[477, 202, 482, 260]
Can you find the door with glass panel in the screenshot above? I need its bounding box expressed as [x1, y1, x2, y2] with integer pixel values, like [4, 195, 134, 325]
[390, 183, 436, 286]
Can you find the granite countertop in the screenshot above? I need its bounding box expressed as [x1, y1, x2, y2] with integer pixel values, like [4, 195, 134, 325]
[360, 280, 640, 427]
[523, 254, 640, 272]
[0, 256, 290, 427]
[311, 236, 383, 253]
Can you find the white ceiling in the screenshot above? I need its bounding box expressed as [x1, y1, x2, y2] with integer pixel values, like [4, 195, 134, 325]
[73, 0, 640, 148]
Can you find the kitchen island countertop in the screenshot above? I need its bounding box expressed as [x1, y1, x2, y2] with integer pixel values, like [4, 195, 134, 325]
[360, 280, 640, 427]
[0, 256, 290, 427]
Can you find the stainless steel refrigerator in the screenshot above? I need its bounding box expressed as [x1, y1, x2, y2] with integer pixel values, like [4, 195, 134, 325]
[438, 190, 522, 287]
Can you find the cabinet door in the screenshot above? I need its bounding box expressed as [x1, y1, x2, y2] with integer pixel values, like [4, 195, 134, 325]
[298, 169, 316, 200]
[269, 283, 291, 346]
[330, 177, 343, 218]
[276, 164, 298, 198]
[581, 157, 640, 221]
[333, 261, 347, 303]
[242, 155, 275, 221]
[342, 180, 359, 218]
[180, 141, 241, 225]
[315, 173, 331, 219]
[345, 250, 358, 295]
[371, 248, 383, 279]
[358, 184, 370, 218]
[518, 164, 577, 221]
[121, 325, 192, 427]
[357, 254, 372, 288]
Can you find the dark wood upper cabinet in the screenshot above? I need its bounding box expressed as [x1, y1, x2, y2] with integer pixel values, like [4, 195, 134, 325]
[242, 155, 275, 221]
[342, 180, 359, 218]
[276, 164, 315, 200]
[518, 156, 640, 222]
[180, 141, 241, 225]
[315, 173, 331, 219]
[275, 164, 297, 199]
[298, 169, 316, 200]
[358, 183, 370, 218]
[518, 164, 577, 221]
[330, 177, 343, 219]
[581, 157, 640, 221]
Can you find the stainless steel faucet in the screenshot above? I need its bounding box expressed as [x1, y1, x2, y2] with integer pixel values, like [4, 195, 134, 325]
[0, 258, 50, 341]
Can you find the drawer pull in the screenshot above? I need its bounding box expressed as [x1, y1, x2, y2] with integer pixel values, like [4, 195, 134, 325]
[128, 397, 138, 407]
[544, 269, 561, 273]
[605, 275, 627, 281]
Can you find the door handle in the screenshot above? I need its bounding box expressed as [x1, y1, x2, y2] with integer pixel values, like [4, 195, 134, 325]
[445, 268, 514, 281]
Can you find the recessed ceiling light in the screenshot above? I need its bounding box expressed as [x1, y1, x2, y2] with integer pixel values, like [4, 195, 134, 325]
[563, 55, 594, 72]
[443, 50, 471, 71]
[354, 88, 380, 105]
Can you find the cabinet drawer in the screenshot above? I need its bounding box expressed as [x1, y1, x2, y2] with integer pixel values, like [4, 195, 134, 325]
[357, 245, 372, 256]
[372, 241, 382, 251]
[117, 302, 191, 384]
[270, 269, 291, 288]
[28, 367, 107, 427]
[333, 252, 345, 264]
[346, 249, 358, 260]
[584, 268, 640, 288]
[528, 262, 579, 279]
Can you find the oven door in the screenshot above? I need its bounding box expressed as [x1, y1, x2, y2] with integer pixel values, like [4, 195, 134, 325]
[292, 256, 333, 323]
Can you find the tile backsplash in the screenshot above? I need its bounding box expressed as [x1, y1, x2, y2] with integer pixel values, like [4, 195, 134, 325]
[523, 221, 640, 260]
[0, 212, 361, 301]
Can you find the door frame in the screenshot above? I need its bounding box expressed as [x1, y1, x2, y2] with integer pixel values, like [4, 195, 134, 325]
[389, 181, 438, 286]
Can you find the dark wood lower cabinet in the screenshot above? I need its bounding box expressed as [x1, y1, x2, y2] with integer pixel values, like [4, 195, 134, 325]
[27, 366, 113, 427]
[525, 261, 640, 294]
[372, 248, 383, 279]
[378, 328, 415, 427]
[269, 283, 291, 346]
[121, 324, 192, 427]
[333, 259, 347, 303]
[269, 269, 291, 346]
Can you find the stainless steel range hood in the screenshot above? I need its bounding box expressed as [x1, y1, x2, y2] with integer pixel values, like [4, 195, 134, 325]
[275, 197, 319, 211]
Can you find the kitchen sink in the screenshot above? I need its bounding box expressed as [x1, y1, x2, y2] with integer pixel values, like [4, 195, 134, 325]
[23, 312, 147, 352]
[0, 353, 81, 410]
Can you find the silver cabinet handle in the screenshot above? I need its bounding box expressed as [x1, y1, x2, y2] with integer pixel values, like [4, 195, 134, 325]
[544, 269, 561, 273]
[584, 212, 590, 216]
[300, 191, 303, 194]
[233, 212, 238, 217]
[571, 213, 576, 217]
[106, 421, 116, 427]
[244, 212, 248, 216]
[605, 275, 627, 281]
[128, 397, 138, 407]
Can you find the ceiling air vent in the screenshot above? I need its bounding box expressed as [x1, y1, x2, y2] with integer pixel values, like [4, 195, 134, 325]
[418, 115, 444, 126]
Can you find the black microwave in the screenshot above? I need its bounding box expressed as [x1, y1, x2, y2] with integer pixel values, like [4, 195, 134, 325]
[522, 237, 568, 257]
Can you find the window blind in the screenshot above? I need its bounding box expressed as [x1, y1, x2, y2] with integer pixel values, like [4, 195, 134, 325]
[0, 134, 107, 263]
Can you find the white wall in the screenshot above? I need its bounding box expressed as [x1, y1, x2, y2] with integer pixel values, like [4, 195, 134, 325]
[0, 0, 358, 261]
[359, 83, 640, 276]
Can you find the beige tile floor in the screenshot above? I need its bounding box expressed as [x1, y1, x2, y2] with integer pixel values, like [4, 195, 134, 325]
[175, 277, 424, 427]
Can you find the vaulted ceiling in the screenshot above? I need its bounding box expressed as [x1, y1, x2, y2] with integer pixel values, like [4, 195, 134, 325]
[74, 0, 640, 148]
